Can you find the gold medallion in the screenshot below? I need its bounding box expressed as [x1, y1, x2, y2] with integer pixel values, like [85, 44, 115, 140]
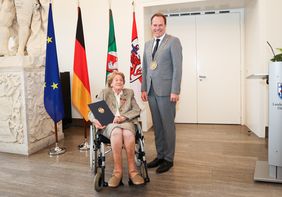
[150, 61, 158, 70]
[98, 107, 105, 114]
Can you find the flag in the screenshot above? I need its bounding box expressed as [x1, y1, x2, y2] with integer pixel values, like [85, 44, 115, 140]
[44, 3, 64, 123]
[130, 11, 142, 105]
[106, 9, 118, 79]
[72, 6, 91, 121]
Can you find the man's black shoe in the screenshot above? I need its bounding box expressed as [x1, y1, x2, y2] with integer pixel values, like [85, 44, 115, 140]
[156, 160, 173, 173]
[147, 158, 164, 168]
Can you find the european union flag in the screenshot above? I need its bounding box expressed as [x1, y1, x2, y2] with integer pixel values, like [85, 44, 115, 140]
[44, 3, 64, 123]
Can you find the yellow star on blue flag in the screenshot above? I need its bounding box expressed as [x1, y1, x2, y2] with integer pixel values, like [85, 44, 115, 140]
[44, 3, 64, 123]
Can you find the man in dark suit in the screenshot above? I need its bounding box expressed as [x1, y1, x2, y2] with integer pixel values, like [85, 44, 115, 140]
[141, 13, 182, 173]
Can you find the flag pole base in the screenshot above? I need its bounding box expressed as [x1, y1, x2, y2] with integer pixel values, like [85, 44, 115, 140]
[48, 143, 66, 156]
[78, 139, 90, 151]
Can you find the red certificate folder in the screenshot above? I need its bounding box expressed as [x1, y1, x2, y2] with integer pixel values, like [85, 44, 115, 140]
[88, 100, 115, 126]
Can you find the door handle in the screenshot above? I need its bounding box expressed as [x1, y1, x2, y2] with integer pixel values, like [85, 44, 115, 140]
[199, 75, 207, 79]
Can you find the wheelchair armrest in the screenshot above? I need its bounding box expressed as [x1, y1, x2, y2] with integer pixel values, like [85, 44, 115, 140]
[90, 124, 111, 144]
[98, 134, 111, 144]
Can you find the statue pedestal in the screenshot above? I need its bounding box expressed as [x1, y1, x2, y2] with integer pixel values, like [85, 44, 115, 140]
[0, 56, 64, 155]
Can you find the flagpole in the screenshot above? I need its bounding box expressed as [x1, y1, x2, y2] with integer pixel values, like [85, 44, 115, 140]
[45, 0, 66, 156]
[55, 121, 58, 142]
[78, 119, 90, 151]
[132, 0, 135, 11]
[48, 121, 66, 156]
[72, 5, 91, 151]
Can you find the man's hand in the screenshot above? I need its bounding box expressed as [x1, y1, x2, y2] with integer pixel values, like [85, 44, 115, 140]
[170, 93, 179, 102]
[141, 91, 148, 102]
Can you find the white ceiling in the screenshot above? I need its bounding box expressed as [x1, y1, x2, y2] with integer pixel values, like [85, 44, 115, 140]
[145, 0, 254, 13]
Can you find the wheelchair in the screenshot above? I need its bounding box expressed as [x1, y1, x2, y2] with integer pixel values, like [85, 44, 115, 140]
[89, 121, 150, 192]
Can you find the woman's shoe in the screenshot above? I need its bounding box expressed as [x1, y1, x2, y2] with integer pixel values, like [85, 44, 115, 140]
[128, 174, 145, 186]
[108, 175, 123, 188]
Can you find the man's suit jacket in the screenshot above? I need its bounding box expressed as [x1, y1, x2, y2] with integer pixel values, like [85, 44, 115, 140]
[98, 88, 140, 121]
[141, 34, 183, 96]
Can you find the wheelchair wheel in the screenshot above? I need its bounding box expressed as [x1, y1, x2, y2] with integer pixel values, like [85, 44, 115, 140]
[139, 162, 150, 183]
[94, 171, 103, 192]
[135, 151, 142, 167]
[93, 151, 99, 174]
[135, 157, 142, 167]
[139, 162, 146, 177]
[135, 143, 142, 167]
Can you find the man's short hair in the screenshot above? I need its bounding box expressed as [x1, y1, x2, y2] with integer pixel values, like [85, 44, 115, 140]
[151, 13, 166, 25]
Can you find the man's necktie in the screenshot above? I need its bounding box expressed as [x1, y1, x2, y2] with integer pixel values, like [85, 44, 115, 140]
[152, 38, 160, 59]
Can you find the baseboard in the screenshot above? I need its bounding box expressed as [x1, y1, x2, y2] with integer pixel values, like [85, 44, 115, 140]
[69, 118, 84, 127]
[68, 118, 91, 128]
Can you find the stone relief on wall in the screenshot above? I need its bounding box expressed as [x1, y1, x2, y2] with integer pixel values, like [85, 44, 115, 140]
[25, 71, 54, 143]
[0, 0, 61, 153]
[0, 0, 49, 57]
[0, 72, 24, 143]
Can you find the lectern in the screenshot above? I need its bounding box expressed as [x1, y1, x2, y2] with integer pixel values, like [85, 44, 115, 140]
[249, 62, 282, 183]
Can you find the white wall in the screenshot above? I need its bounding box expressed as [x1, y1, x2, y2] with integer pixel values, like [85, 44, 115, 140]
[52, 0, 145, 120]
[245, 0, 282, 137]
[51, 0, 282, 137]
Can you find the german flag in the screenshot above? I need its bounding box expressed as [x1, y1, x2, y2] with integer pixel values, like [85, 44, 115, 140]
[72, 6, 91, 121]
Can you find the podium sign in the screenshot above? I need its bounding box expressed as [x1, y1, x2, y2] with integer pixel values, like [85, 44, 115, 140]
[252, 62, 282, 183]
[268, 62, 282, 179]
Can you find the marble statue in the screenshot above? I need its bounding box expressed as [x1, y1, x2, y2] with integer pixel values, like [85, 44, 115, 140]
[0, 0, 16, 56]
[26, 1, 45, 57]
[0, 1, 63, 155]
[15, 0, 40, 56]
[38, 0, 49, 33]
[0, 0, 48, 57]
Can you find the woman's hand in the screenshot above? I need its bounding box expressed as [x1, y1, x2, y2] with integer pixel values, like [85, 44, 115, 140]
[113, 116, 127, 124]
[93, 119, 106, 129]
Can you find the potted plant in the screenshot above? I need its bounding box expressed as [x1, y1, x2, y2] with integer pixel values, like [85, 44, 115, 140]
[267, 41, 282, 62]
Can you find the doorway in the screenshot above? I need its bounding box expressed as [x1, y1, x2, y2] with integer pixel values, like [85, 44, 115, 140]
[167, 11, 242, 124]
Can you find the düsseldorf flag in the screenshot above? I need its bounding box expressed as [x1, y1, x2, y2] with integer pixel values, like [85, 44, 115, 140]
[130, 11, 142, 106]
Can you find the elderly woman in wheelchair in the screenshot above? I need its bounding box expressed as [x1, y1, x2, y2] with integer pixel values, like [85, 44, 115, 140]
[90, 71, 145, 188]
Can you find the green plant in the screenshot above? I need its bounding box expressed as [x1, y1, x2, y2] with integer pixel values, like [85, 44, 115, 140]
[267, 41, 282, 62]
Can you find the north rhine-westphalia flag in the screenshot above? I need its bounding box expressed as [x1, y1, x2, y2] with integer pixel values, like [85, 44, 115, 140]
[72, 7, 91, 121]
[106, 9, 118, 80]
[44, 3, 64, 123]
[130, 11, 142, 105]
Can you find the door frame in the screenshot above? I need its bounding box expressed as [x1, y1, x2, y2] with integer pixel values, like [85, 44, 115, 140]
[140, 5, 245, 129]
